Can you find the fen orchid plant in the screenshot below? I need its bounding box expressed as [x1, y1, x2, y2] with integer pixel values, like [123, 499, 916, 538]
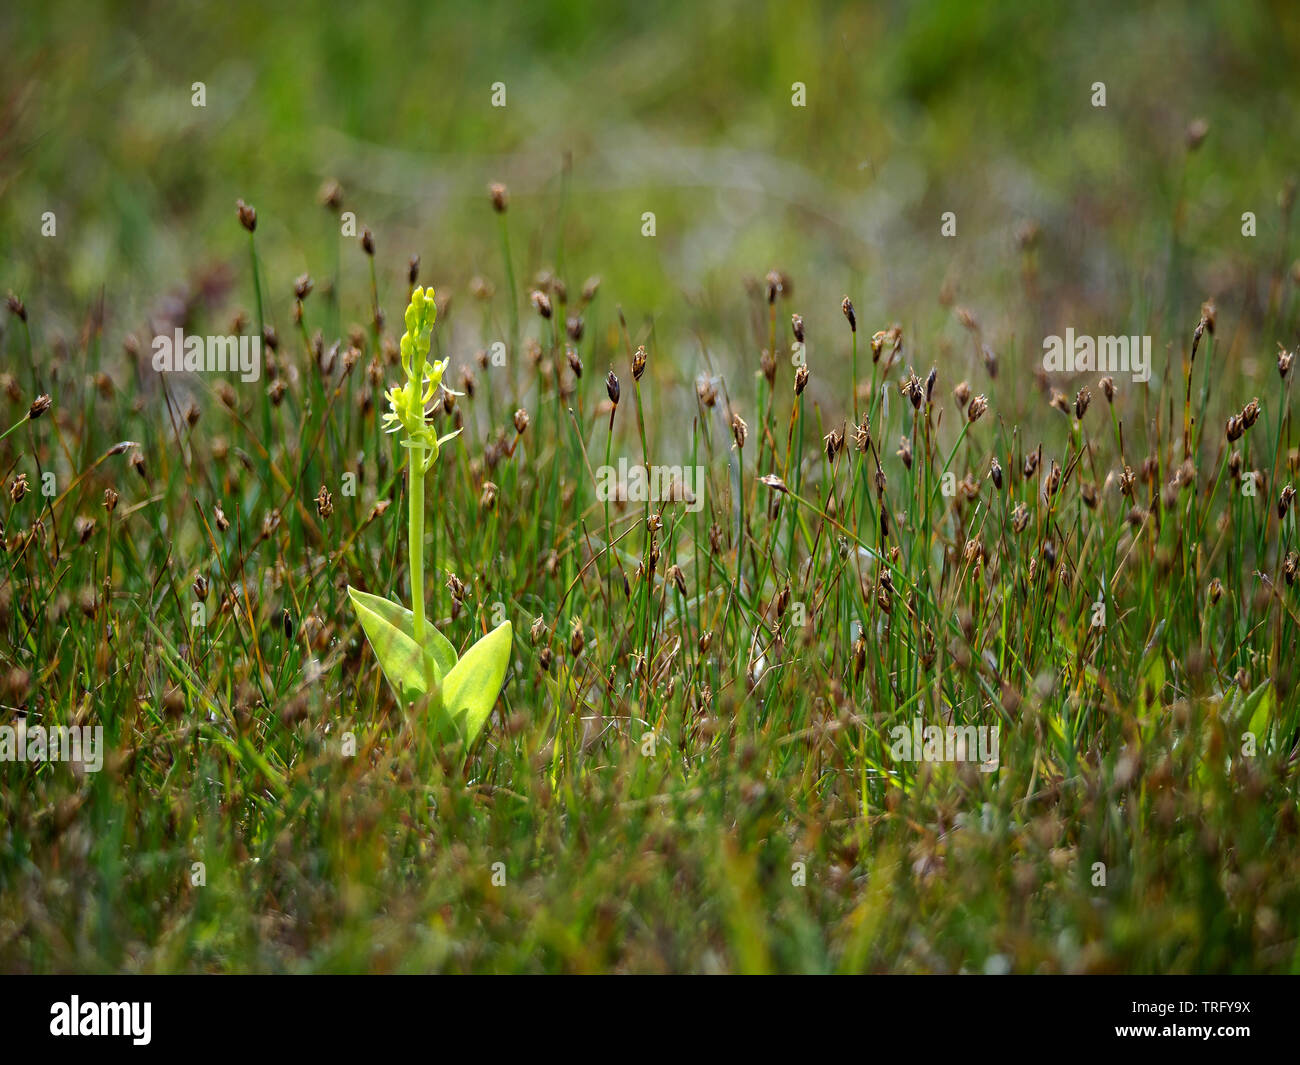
[347, 286, 512, 744]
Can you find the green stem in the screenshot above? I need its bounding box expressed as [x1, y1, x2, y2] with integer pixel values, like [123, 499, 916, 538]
[498, 213, 519, 396]
[248, 231, 270, 448]
[408, 376, 427, 645]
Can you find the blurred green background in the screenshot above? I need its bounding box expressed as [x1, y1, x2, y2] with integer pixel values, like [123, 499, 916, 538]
[2, 0, 1298, 396]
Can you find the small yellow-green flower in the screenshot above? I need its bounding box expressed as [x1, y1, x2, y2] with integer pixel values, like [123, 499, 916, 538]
[381, 286, 462, 472]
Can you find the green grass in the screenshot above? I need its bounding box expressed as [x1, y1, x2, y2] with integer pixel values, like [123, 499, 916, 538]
[1, 0, 1299, 973]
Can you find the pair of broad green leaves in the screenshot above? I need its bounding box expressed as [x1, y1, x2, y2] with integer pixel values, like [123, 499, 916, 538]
[348, 587, 512, 745]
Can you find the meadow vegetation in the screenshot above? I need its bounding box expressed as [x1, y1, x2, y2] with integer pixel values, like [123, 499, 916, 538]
[1, 0, 1298, 972]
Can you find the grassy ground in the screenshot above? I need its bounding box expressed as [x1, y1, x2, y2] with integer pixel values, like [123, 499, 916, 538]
[2, 0, 1300, 972]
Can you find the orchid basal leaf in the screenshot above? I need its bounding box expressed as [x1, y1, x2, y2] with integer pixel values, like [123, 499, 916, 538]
[347, 587, 428, 703]
[346, 587, 459, 709]
[440, 621, 513, 744]
[346, 587, 457, 679]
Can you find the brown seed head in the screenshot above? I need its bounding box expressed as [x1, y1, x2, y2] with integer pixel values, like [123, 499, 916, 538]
[28, 394, 51, 419]
[1045, 460, 1062, 496]
[530, 290, 552, 319]
[236, 199, 257, 232]
[1119, 465, 1136, 497]
[791, 314, 804, 343]
[445, 573, 468, 602]
[841, 297, 856, 332]
[981, 344, 998, 378]
[489, 183, 508, 213]
[1015, 219, 1041, 250]
[876, 581, 892, 614]
[360, 227, 375, 256]
[606, 369, 620, 405]
[765, 270, 783, 304]
[319, 179, 343, 210]
[794, 363, 810, 396]
[1011, 502, 1030, 533]
[668, 564, 687, 597]
[632, 345, 647, 380]
[731, 412, 748, 450]
[825, 428, 844, 462]
[896, 435, 912, 470]
[696, 376, 717, 408]
[853, 419, 870, 453]
[967, 394, 988, 423]
[901, 369, 923, 409]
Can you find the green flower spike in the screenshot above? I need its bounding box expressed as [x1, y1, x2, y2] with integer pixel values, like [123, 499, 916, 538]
[348, 285, 512, 745]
